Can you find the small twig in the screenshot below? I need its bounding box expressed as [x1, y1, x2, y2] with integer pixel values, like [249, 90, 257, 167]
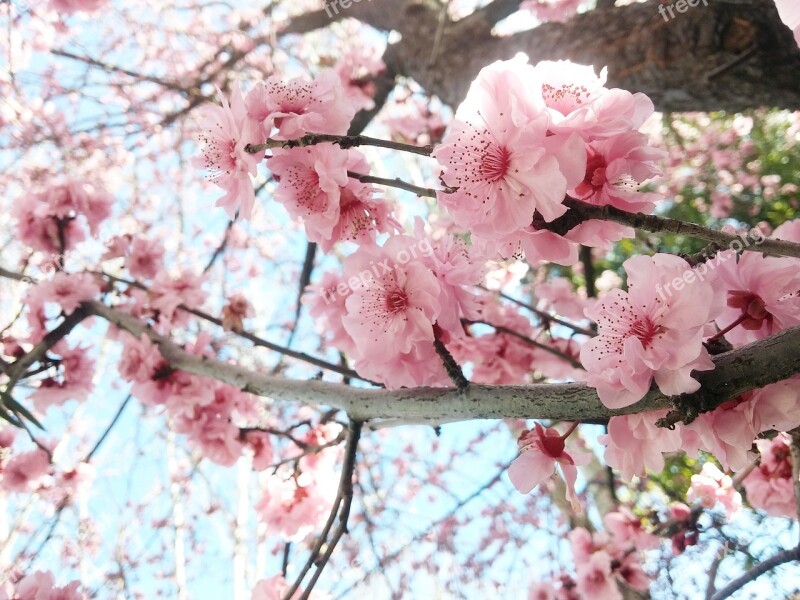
[463, 319, 584, 370]
[433, 331, 469, 392]
[84, 395, 132, 462]
[203, 219, 235, 274]
[481, 287, 595, 337]
[245, 133, 434, 157]
[709, 545, 800, 600]
[283, 420, 363, 600]
[346, 171, 441, 198]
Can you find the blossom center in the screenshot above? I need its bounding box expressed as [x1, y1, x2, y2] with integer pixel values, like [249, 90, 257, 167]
[628, 317, 663, 349]
[542, 82, 590, 116]
[479, 143, 512, 183]
[385, 289, 409, 314]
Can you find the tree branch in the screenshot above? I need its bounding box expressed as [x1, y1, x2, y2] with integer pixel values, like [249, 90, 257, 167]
[284, 420, 362, 600]
[83, 300, 800, 424]
[709, 545, 800, 600]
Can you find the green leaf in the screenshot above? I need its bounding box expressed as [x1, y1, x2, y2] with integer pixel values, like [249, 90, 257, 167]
[0, 391, 45, 430]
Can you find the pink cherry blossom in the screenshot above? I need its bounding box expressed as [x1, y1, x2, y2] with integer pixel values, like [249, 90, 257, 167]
[686, 401, 757, 471]
[149, 269, 206, 324]
[221, 293, 255, 332]
[451, 300, 538, 385]
[475, 226, 580, 267]
[744, 433, 797, 518]
[13, 181, 112, 255]
[575, 551, 622, 600]
[570, 131, 665, 214]
[581, 254, 717, 408]
[600, 410, 682, 480]
[508, 422, 589, 510]
[433, 57, 584, 238]
[26, 272, 100, 316]
[127, 236, 165, 280]
[8, 571, 84, 600]
[118, 332, 167, 383]
[711, 250, 800, 347]
[246, 70, 355, 140]
[351, 341, 450, 389]
[303, 270, 357, 355]
[268, 145, 396, 252]
[686, 462, 741, 518]
[49, 0, 106, 13]
[342, 236, 441, 365]
[2, 448, 51, 493]
[603, 507, 660, 551]
[193, 83, 263, 219]
[536, 277, 587, 321]
[531, 60, 655, 140]
[333, 46, 385, 112]
[30, 342, 95, 411]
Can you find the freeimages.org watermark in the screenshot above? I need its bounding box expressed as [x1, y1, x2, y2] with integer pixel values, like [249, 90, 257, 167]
[324, 0, 372, 19]
[655, 227, 766, 301]
[658, 0, 708, 22]
[321, 238, 434, 305]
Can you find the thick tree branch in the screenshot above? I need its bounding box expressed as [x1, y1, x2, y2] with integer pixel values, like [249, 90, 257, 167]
[83, 300, 800, 424]
[342, 0, 800, 112]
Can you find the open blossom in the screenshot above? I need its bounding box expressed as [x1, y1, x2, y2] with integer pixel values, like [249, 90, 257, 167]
[342, 236, 441, 364]
[475, 226, 580, 266]
[581, 254, 717, 408]
[508, 422, 589, 510]
[570, 131, 664, 214]
[303, 270, 357, 355]
[268, 145, 396, 252]
[603, 507, 660, 551]
[531, 60, 654, 141]
[686, 462, 741, 518]
[246, 70, 355, 140]
[333, 45, 385, 112]
[451, 300, 538, 385]
[600, 409, 682, 480]
[26, 272, 100, 316]
[687, 401, 757, 471]
[433, 57, 584, 239]
[711, 251, 800, 347]
[193, 83, 263, 219]
[743, 433, 797, 518]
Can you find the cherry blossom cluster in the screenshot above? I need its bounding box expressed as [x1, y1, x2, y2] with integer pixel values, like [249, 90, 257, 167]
[12, 181, 112, 258]
[433, 57, 664, 267]
[0, 570, 84, 600]
[529, 509, 654, 600]
[117, 332, 271, 468]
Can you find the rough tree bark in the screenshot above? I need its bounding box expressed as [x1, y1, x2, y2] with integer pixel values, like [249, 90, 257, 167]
[301, 0, 800, 112]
